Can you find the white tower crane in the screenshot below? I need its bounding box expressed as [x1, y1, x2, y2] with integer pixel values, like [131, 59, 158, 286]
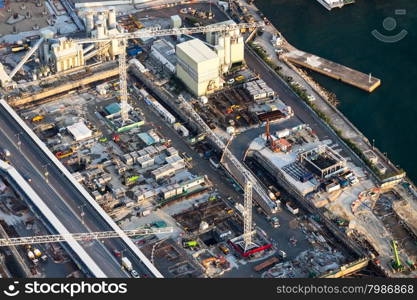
[1, 22, 264, 250]
[118, 38, 129, 121]
[243, 179, 255, 251]
[0, 227, 174, 247]
[176, 95, 269, 251]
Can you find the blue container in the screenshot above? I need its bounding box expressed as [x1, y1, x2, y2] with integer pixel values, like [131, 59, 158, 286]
[126, 46, 143, 56]
[204, 149, 213, 158]
[339, 179, 349, 188]
[300, 173, 313, 183]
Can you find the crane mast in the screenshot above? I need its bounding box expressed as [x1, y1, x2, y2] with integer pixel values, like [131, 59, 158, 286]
[118, 38, 129, 121]
[177, 95, 269, 250]
[243, 179, 254, 251]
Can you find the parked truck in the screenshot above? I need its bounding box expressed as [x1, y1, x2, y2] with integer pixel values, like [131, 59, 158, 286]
[33, 248, 42, 258]
[31, 115, 44, 122]
[286, 202, 299, 215]
[121, 257, 133, 271]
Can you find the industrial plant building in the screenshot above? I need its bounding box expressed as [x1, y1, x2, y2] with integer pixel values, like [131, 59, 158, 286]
[206, 20, 245, 73]
[150, 39, 177, 73]
[176, 39, 220, 97]
[50, 38, 85, 72]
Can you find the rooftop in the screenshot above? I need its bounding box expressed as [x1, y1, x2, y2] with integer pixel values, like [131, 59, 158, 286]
[67, 121, 92, 141]
[176, 38, 218, 63]
[249, 135, 322, 195]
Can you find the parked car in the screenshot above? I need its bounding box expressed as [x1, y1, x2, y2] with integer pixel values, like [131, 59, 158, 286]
[218, 244, 230, 255]
[270, 216, 280, 228]
[278, 250, 287, 259]
[131, 269, 140, 278]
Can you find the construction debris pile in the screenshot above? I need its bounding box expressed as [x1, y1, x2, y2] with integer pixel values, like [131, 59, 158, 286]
[393, 197, 417, 240]
[141, 238, 204, 278]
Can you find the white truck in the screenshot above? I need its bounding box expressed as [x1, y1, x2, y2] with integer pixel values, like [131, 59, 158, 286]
[121, 257, 133, 271]
[286, 202, 299, 215]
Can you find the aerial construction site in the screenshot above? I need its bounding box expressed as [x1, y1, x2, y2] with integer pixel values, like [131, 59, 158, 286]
[0, 0, 416, 280]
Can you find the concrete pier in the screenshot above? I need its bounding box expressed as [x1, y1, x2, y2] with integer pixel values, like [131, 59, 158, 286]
[283, 49, 381, 92]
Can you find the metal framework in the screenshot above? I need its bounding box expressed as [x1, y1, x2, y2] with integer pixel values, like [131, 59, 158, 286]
[0, 227, 173, 247]
[177, 95, 272, 250]
[298, 144, 346, 178]
[118, 38, 129, 121]
[75, 22, 264, 44]
[8, 37, 45, 81]
[243, 179, 254, 250]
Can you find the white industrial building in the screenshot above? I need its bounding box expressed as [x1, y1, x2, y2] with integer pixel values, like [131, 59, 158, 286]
[206, 20, 245, 73]
[38, 7, 123, 74]
[150, 39, 177, 73]
[67, 121, 93, 141]
[39, 28, 86, 73]
[88, 9, 124, 59]
[76, 7, 124, 60]
[176, 39, 220, 97]
[51, 38, 85, 72]
[170, 15, 182, 28]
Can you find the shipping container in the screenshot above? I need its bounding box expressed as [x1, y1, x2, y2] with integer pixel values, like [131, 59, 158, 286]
[253, 257, 279, 272]
[126, 45, 143, 56]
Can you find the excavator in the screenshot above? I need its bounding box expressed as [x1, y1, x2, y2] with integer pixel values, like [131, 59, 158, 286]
[225, 105, 240, 114]
[202, 256, 229, 269]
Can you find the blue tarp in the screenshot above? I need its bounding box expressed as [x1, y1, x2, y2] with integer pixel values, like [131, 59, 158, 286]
[0, 0, 4, 9]
[104, 103, 121, 115]
[138, 132, 155, 146]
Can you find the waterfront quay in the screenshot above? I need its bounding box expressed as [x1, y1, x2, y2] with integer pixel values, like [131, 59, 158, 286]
[283, 49, 381, 92]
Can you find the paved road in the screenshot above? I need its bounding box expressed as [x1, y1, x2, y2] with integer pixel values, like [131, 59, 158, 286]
[229, 118, 301, 160]
[242, 47, 364, 168]
[0, 106, 155, 278]
[132, 87, 312, 276]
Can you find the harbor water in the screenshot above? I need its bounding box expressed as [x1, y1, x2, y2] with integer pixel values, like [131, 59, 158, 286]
[256, 0, 417, 182]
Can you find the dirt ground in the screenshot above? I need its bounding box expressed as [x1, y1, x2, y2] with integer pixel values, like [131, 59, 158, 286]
[0, 1, 50, 36]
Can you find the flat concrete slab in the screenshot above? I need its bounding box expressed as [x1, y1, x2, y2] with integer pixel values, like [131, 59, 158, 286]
[284, 50, 381, 92]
